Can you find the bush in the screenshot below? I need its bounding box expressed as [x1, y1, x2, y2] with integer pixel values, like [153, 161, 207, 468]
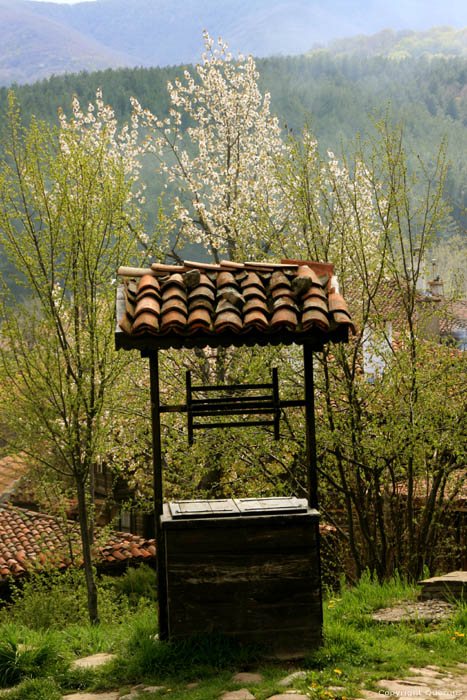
[112, 608, 261, 682]
[2, 567, 132, 629]
[5, 677, 62, 700]
[0, 631, 64, 688]
[105, 564, 158, 608]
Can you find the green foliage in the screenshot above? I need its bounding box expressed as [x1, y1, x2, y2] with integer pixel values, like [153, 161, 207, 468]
[1, 50, 467, 235]
[105, 564, 158, 608]
[114, 611, 261, 682]
[2, 568, 132, 630]
[3, 677, 62, 700]
[0, 630, 64, 688]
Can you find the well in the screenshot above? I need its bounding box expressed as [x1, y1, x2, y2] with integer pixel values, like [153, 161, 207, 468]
[115, 258, 355, 652]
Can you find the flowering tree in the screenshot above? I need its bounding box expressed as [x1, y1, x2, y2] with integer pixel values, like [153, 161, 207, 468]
[132, 30, 286, 261]
[0, 90, 144, 622]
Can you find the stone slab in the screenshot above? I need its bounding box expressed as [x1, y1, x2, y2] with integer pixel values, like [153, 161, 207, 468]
[377, 678, 431, 695]
[62, 694, 119, 700]
[418, 571, 467, 601]
[265, 695, 309, 700]
[372, 599, 455, 623]
[71, 653, 116, 669]
[220, 691, 255, 700]
[232, 672, 264, 684]
[278, 671, 307, 687]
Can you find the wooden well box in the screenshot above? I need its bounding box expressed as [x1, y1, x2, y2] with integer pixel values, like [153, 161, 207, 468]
[160, 497, 323, 652]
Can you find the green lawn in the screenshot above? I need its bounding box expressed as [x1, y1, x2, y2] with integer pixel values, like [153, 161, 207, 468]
[0, 568, 466, 700]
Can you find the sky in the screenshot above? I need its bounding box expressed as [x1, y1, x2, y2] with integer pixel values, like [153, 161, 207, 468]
[30, 1, 96, 3]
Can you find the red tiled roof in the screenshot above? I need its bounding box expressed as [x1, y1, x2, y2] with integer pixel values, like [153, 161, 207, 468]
[0, 504, 156, 582]
[116, 259, 356, 351]
[440, 299, 467, 334]
[0, 455, 27, 503]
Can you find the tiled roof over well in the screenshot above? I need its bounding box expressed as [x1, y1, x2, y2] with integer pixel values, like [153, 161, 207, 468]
[0, 504, 156, 582]
[116, 259, 355, 351]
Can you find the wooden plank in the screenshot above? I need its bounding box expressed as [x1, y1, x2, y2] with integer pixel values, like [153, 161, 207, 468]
[169, 499, 239, 518]
[164, 525, 318, 555]
[166, 553, 320, 583]
[235, 497, 307, 514]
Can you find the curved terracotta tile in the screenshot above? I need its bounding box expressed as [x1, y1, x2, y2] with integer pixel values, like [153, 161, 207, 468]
[332, 311, 357, 334]
[160, 310, 187, 332]
[328, 292, 351, 315]
[302, 296, 329, 315]
[160, 297, 188, 317]
[244, 297, 269, 314]
[270, 270, 290, 289]
[184, 260, 222, 271]
[137, 274, 160, 295]
[214, 311, 243, 332]
[188, 285, 216, 303]
[302, 286, 326, 301]
[297, 265, 322, 286]
[216, 271, 236, 289]
[151, 263, 187, 273]
[134, 296, 161, 318]
[271, 285, 294, 300]
[243, 285, 267, 301]
[219, 260, 246, 269]
[199, 273, 216, 291]
[118, 312, 133, 334]
[188, 297, 215, 312]
[240, 271, 263, 291]
[302, 308, 330, 331]
[272, 297, 298, 312]
[243, 309, 269, 329]
[187, 307, 212, 332]
[216, 298, 242, 318]
[161, 285, 187, 303]
[271, 307, 298, 330]
[160, 273, 185, 291]
[132, 312, 160, 334]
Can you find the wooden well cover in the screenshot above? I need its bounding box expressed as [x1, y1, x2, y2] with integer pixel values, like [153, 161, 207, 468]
[168, 496, 307, 519]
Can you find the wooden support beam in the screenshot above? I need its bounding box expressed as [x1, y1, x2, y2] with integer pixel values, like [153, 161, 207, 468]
[303, 344, 318, 510]
[149, 351, 168, 641]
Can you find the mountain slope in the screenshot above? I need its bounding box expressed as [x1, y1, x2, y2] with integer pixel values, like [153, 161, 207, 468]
[0, 0, 463, 87]
[0, 0, 134, 86]
[314, 26, 467, 58]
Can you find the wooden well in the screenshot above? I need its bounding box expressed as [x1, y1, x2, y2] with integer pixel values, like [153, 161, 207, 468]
[161, 498, 322, 651]
[115, 258, 355, 653]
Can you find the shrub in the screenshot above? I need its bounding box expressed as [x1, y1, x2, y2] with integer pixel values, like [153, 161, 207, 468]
[0, 631, 64, 688]
[105, 564, 158, 608]
[5, 677, 62, 700]
[114, 609, 261, 682]
[2, 567, 131, 629]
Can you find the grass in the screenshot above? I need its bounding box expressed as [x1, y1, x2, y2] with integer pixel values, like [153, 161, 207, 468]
[0, 568, 466, 699]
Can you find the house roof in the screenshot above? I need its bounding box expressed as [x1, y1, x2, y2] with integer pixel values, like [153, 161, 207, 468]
[0, 504, 156, 582]
[115, 259, 356, 352]
[0, 455, 27, 504]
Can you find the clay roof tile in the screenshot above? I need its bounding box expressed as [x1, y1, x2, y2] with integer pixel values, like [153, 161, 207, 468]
[116, 258, 355, 348]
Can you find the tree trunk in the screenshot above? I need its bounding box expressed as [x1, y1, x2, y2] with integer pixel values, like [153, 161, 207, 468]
[76, 475, 99, 624]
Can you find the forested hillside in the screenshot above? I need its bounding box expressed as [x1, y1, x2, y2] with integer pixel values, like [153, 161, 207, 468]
[2, 0, 467, 86]
[2, 52, 466, 222]
[314, 26, 467, 58]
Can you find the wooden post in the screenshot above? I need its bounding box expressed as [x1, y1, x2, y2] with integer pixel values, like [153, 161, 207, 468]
[272, 367, 280, 440]
[303, 344, 318, 510]
[149, 351, 169, 640]
[186, 370, 193, 445]
[303, 343, 324, 634]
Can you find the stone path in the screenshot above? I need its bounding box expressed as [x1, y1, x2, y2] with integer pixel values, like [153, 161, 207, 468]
[2, 652, 466, 699]
[358, 664, 467, 700]
[58, 662, 467, 700]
